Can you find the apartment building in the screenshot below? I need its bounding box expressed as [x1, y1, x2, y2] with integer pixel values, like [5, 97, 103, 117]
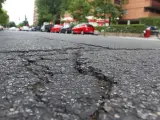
[34, 0, 160, 25]
[33, 1, 38, 25]
[114, 0, 160, 20]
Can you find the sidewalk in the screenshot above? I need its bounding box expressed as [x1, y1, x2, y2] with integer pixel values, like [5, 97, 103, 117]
[115, 36, 159, 41]
[96, 31, 160, 41]
[100, 35, 160, 41]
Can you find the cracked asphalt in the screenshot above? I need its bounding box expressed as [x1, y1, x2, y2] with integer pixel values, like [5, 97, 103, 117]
[0, 31, 160, 120]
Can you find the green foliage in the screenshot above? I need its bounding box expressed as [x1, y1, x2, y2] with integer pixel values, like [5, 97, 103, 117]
[18, 23, 23, 27]
[36, 0, 69, 25]
[90, 0, 121, 20]
[68, 0, 91, 22]
[0, 0, 6, 13]
[8, 21, 16, 27]
[17, 16, 29, 27]
[140, 17, 160, 28]
[0, 1, 9, 25]
[35, 0, 125, 25]
[95, 24, 146, 33]
[23, 20, 29, 26]
[0, 0, 5, 9]
[0, 9, 9, 25]
[35, 0, 52, 25]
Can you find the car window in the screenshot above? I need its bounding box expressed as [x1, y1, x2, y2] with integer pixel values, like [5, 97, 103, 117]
[86, 24, 93, 27]
[75, 25, 80, 27]
[54, 25, 61, 28]
[63, 25, 70, 28]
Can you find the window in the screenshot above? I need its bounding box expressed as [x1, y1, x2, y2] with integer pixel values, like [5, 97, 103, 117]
[123, 10, 128, 14]
[144, 7, 160, 14]
[114, 0, 129, 4]
[123, 0, 129, 4]
[114, 0, 121, 4]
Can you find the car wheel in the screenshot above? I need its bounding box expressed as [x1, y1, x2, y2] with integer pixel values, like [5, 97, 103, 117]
[81, 31, 84, 35]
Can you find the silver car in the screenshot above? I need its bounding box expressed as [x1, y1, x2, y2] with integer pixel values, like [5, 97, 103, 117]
[0, 25, 4, 31]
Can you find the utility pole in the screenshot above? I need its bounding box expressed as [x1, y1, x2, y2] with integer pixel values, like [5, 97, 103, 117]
[45, 0, 47, 12]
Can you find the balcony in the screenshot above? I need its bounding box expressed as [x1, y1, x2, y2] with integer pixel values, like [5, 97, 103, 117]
[114, 0, 121, 5]
[144, 0, 160, 14]
[152, 0, 160, 8]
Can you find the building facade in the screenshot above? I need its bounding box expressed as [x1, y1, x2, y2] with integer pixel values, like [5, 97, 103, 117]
[115, 0, 160, 20]
[35, 0, 160, 25]
[33, 1, 38, 25]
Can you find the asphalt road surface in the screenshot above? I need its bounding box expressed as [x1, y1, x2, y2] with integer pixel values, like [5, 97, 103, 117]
[0, 31, 160, 120]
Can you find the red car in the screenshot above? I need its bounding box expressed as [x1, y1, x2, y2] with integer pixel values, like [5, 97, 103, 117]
[50, 25, 63, 33]
[72, 23, 95, 34]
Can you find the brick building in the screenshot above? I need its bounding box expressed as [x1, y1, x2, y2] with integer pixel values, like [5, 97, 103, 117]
[33, 1, 38, 25]
[114, 0, 160, 20]
[34, 0, 160, 25]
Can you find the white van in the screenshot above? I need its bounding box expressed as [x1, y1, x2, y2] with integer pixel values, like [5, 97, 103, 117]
[0, 25, 4, 31]
[41, 22, 49, 32]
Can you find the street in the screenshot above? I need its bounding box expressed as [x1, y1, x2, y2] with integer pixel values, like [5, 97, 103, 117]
[0, 31, 160, 120]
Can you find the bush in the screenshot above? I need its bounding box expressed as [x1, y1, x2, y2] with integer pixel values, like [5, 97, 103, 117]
[139, 17, 160, 28]
[95, 24, 146, 33]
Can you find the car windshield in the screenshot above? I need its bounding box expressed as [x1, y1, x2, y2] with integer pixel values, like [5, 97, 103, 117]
[86, 24, 93, 27]
[63, 25, 70, 28]
[54, 25, 61, 27]
[1, 0, 160, 120]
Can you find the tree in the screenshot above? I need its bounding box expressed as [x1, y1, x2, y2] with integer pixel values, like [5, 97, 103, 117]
[23, 15, 29, 26]
[8, 21, 16, 27]
[91, 0, 120, 23]
[0, 0, 9, 25]
[17, 16, 29, 27]
[90, 0, 125, 35]
[17, 22, 23, 28]
[35, 0, 68, 25]
[0, 9, 9, 25]
[91, 0, 126, 24]
[0, 0, 6, 13]
[68, 0, 91, 22]
[35, 0, 52, 25]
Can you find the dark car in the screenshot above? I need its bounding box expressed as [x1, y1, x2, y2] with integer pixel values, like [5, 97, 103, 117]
[35, 26, 41, 31]
[60, 24, 74, 34]
[45, 24, 54, 32]
[146, 26, 159, 35]
[31, 27, 36, 31]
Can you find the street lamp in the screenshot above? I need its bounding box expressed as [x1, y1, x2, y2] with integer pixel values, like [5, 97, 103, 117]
[116, 17, 119, 24]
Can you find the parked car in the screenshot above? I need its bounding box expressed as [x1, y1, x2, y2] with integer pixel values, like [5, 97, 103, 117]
[9, 27, 18, 31]
[30, 27, 36, 31]
[60, 24, 74, 34]
[0, 25, 4, 31]
[50, 25, 63, 33]
[35, 26, 41, 31]
[72, 23, 95, 34]
[146, 26, 159, 35]
[41, 22, 50, 32]
[45, 24, 54, 32]
[21, 26, 30, 31]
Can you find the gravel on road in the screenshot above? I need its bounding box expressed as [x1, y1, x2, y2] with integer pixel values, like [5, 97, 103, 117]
[0, 31, 160, 120]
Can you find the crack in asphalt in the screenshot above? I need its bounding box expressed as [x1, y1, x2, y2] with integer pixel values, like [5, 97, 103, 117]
[0, 32, 160, 120]
[14, 47, 114, 120]
[73, 50, 117, 120]
[41, 36, 159, 50]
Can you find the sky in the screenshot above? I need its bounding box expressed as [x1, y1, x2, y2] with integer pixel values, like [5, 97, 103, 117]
[2, 0, 35, 25]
